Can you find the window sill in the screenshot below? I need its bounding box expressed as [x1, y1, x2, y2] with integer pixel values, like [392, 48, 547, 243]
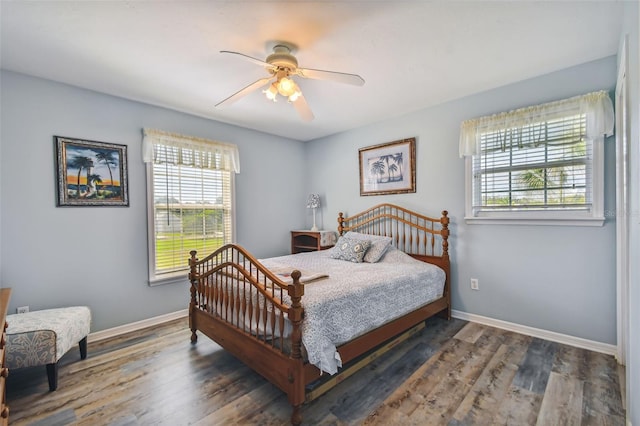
[148, 273, 190, 287]
[464, 216, 605, 227]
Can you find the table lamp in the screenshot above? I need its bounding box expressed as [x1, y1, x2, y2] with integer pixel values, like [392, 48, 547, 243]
[306, 193, 320, 231]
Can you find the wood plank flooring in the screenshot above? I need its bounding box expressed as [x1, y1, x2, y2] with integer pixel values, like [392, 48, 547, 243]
[6, 317, 625, 425]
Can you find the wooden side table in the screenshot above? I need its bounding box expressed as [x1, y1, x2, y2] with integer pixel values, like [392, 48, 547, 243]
[290, 231, 337, 254]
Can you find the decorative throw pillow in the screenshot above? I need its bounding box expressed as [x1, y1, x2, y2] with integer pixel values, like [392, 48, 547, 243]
[344, 231, 393, 263]
[329, 237, 371, 263]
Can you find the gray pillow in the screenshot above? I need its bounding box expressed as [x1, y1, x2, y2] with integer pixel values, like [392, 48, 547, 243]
[344, 231, 392, 263]
[329, 237, 371, 263]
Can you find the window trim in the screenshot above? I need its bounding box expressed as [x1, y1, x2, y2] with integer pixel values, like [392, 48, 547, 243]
[461, 91, 612, 227]
[143, 128, 238, 286]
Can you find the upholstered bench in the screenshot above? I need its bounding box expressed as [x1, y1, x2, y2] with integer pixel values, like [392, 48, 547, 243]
[5, 306, 91, 391]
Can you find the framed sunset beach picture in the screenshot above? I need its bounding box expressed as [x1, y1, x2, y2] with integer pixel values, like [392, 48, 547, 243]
[55, 136, 129, 206]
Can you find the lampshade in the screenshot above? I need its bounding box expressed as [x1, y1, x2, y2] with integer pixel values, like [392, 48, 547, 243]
[306, 193, 320, 209]
[263, 83, 278, 102]
[277, 77, 296, 97]
[288, 89, 301, 103]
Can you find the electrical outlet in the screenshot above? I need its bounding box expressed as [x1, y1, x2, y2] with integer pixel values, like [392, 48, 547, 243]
[17, 306, 29, 314]
[470, 278, 479, 290]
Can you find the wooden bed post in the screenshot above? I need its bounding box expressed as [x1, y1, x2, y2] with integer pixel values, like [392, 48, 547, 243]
[441, 210, 450, 260]
[287, 270, 305, 426]
[440, 211, 451, 320]
[337, 212, 345, 235]
[188, 250, 199, 343]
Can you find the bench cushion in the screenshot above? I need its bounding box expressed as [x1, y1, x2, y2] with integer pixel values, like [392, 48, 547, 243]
[6, 306, 91, 369]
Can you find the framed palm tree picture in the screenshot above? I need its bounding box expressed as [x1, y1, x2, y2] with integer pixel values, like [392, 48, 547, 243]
[359, 138, 416, 196]
[54, 136, 129, 206]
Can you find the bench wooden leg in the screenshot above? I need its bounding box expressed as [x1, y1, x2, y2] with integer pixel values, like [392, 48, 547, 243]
[45, 338, 86, 391]
[79, 336, 87, 360]
[46, 363, 58, 391]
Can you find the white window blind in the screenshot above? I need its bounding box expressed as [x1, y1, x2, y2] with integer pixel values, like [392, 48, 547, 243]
[460, 91, 614, 225]
[474, 113, 589, 212]
[143, 129, 239, 283]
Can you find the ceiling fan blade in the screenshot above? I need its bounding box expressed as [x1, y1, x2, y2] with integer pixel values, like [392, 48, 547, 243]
[220, 50, 275, 69]
[215, 77, 273, 107]
[292, 93, 314, 122]
[295, 67, 365, 86]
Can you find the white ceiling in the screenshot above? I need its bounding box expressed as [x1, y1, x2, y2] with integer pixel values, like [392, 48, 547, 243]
[0, 1, 624, 142]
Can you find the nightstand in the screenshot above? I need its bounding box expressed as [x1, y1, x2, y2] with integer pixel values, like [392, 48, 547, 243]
[291, 230, 337, 254]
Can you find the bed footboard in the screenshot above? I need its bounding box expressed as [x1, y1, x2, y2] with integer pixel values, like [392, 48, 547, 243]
[188, 244, 306, 423]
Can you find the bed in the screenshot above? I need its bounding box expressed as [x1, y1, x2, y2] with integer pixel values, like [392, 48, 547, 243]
[188, 203, 450, 425]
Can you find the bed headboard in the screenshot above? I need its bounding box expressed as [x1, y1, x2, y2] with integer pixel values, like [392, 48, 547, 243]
[337, 203, 449, 263]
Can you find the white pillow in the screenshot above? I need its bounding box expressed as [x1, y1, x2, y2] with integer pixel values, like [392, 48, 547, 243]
[344, 231, 392, 263]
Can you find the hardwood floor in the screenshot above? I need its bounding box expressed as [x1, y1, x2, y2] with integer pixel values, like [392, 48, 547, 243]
[7, 317, 625, 425]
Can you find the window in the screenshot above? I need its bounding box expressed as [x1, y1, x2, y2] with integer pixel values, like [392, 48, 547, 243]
[143, 129, 240, 285]
[460, 91, 614, 226]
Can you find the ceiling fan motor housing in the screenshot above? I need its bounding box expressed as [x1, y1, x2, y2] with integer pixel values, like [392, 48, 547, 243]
[266, 44, 298, 70]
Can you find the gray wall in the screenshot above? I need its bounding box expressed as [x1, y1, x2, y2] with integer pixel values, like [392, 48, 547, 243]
[306, 57, 618, 345]
[621, 1, 639, 423]
[0, 71, 306, 331]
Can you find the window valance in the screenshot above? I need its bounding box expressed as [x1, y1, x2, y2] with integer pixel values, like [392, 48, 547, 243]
[459, 90, 614, 157]
[142, 128, 240, 173]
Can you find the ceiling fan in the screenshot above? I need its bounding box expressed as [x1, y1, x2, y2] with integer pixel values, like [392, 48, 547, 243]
[215, 43, 365, 122]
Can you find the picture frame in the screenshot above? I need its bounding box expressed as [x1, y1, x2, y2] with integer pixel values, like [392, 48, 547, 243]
[54, 136, 129, 207]
[359, 137, 416, 196]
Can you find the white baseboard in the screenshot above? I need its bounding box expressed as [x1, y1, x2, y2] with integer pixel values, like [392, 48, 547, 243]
[451, 310, 617, 356]
[87, 308, 616, 357]
[88, 309, 188, 343]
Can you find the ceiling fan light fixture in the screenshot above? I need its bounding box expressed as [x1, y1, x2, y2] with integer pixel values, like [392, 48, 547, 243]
[288, 89, 302, 103]
[277, 77, 296, 97]
[263, 83, 278, 102]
